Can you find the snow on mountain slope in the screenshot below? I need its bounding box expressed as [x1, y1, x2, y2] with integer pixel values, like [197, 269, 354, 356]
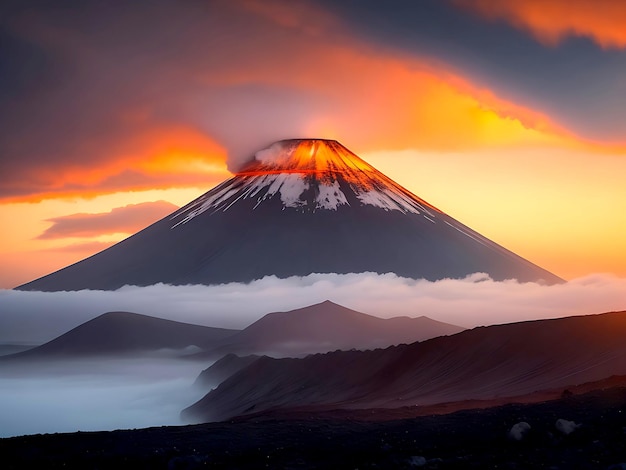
[171, 139, 438, 225]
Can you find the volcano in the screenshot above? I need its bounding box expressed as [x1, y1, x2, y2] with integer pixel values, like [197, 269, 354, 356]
[17, 139, 562, 291]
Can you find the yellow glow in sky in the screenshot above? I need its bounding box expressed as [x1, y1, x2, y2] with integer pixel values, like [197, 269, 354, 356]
[363, 147, 626, 280]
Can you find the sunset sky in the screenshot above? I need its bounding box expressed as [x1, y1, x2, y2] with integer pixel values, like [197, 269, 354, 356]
[1, 0, 625, 288]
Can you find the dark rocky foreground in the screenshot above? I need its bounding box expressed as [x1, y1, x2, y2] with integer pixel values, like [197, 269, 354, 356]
[184, 311, 626, 422]
[2, 387, 626, 469]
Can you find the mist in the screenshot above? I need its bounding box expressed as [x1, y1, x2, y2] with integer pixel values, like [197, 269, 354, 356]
[2, 272, 626, 344]
[1, 272, 625, 438]
[0, 357, 207, 438]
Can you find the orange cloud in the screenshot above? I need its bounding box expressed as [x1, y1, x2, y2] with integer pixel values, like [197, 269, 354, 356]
[4, 0, 624, 206]
[307, 58, 570, 152]
[6, 127, 230, 203]
[454, 0, 626, 48]
[193, 2, 606, 158]
[44, 241, 117, 254]
[6, 39, 611, 205]
[37, 201, 178, 240]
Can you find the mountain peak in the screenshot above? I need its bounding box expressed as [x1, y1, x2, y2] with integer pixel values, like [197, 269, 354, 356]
[237, 139, 377, 176]
[172, 139, 440, 224]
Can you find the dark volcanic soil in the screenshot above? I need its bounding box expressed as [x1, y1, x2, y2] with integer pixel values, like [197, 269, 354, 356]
[2, 387, 625, 469]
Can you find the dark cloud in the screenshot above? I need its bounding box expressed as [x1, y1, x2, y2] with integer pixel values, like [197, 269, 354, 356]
[37, 201, 178, 239]
[0, 1, 344, 198]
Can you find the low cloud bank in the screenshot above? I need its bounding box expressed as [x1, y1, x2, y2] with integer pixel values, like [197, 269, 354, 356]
[1, 272, 625, 438]
[2, 272, 625, 344]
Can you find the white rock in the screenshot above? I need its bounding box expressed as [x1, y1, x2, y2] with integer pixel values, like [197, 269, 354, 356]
[555, 418, 581, 435]
[508, 422, 531, 441]
[408, 455, 427, 467]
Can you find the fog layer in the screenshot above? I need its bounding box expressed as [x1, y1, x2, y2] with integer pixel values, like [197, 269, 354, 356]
[2, 272, 625, 344]
[1, 272, 625, 437]
[0, 357, 207, 438]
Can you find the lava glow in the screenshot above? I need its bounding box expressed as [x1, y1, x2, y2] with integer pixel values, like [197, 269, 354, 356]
[238, 139, 376, 174]
[229, 139, 441, 213]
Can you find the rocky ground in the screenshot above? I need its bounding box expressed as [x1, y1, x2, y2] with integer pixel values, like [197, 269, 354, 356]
[2, 387, 625, 469]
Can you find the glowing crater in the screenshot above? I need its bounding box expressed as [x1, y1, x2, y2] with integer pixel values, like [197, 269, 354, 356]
[172, 139, 441, 225]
